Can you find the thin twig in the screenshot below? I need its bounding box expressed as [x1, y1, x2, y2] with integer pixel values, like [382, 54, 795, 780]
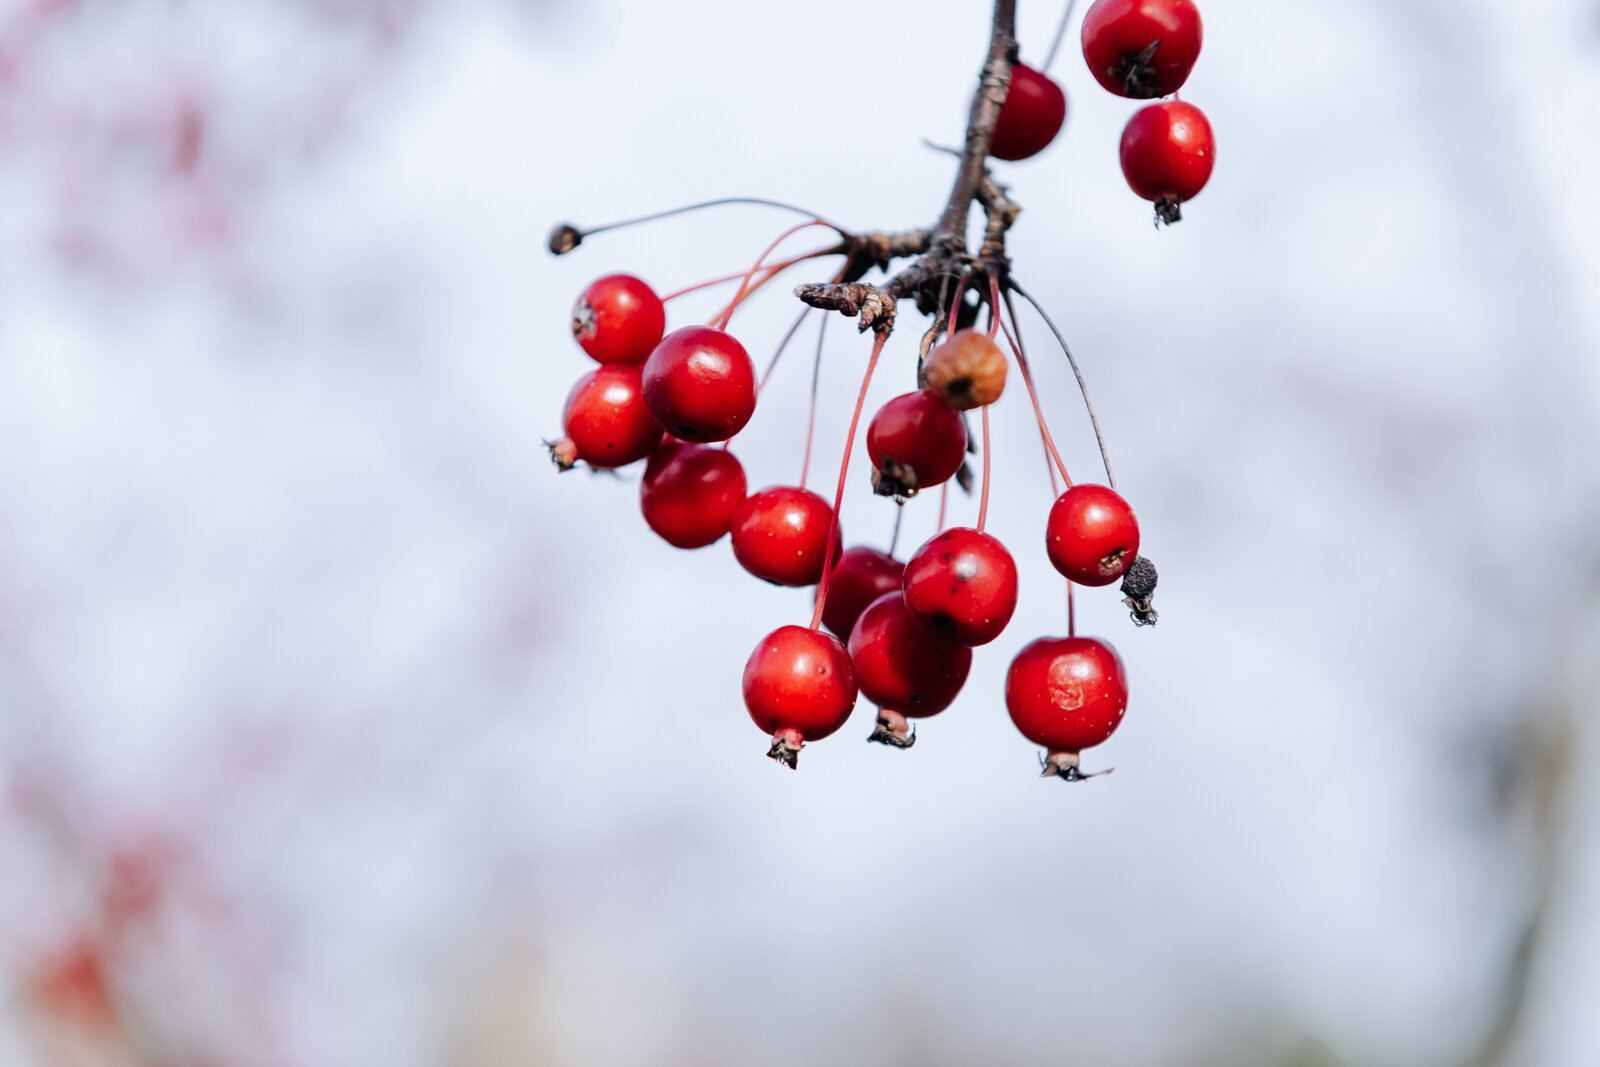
[793, 0, 1019, 336]
[799, 313, 827, 488]
[1042, 0, 1082, 73]
[548, 197, 846, 254]
[761, 306, 815, 393]
[1008, 280, 1115, 489]
[997, 285, 1071, 486]
[810, 332, 889, 631]
[938, 0, 1019, 240]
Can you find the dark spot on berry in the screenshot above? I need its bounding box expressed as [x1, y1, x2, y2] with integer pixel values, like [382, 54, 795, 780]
[571, 299, 595, 340]
[929, 612, 956, 635]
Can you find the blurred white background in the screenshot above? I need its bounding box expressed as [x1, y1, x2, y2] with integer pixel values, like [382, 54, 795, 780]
[1, 0, 1597, 1064]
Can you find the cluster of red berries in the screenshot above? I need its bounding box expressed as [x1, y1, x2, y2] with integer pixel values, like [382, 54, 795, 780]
[548, 263, 1159, 778]
[987, 0, 1215, 224]
[544, 1, 1201, 780]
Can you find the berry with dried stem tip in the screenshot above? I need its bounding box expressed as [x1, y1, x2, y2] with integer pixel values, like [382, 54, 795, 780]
[1046, 483, 1140, 586]
[731, 486, 841, 587]
[640, 441, 748, 549]
[1006, 636, 1128, 780]
[989, 63, 1067, 161]
[743, 625, 858, 769]
[1081, 0, 1203, 99]
[923, 328, 1009, 410]
[641, 325, 757, 442]
[1120, 100, 1215, 225]
[902, 527, 1019, 646]
[867, 390, 968, 498]
[848, 591, 972, 730]
[571, 274, 666, 365]
[547, 365, 663, 471]
[1120, 554, 1159, 625]
[816, 546, 905, 639]
[869, 708, 919, 749]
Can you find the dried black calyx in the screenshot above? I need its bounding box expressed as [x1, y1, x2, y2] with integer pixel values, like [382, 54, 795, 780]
[1040, 751, 1115, 781]
[1111, 40, 1163, 99]
[954, 461, 974, 495]
[872, 458, 919, 499]
[767, 735, 802, 769]
[545, 438, 578, 472]
[547, 223, 583, 255]
[1153, 197, 1183, 226]
[1121, 555, 1159, 626]
[867, 714, 917, 749]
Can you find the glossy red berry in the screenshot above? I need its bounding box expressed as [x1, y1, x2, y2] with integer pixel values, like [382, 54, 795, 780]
[848, 592, 971, 747]
[640, 440, 748, 549]
[1046, 483, 1140, 586]
[641, 325, 757, 442]
[730, 486, 840, 587]
[866, 390, 968, 498]
[571, 274, 666, 365]
[743, 624, 858, 768]
[990, 63, 1067, 162]
[1120, 101, 1215, 224]
[816, 546, 905, 639]
[547, 365, 663, 471]
[1081, 0, 1203, 99]
[902, 527, 1018, 646]
[1005, 636, 1128, 779]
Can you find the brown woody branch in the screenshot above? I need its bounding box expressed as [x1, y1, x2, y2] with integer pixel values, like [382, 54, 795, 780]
[977, 172, 1020, 265]
[938, 0, 1018, 241]
[794, 0, 1020, 337]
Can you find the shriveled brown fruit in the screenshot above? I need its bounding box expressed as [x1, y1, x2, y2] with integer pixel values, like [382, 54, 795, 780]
[923, 329, 1008, 410]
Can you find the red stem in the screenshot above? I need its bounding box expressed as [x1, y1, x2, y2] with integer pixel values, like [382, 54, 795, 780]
[998, 290, 1072, 487]
[716, 221, 836, 330]
[809, 331, 889, 631]
[946, 271, 973, 341]
[976, 404, 992, 531]
[663, 246, 839, 303]
[759, 306, 813, 393]
[1040, 418, 1062, 496]
[1027, 352, 1076, 635]
[799, 313, 827, 488]
[763, 266, 847, 392]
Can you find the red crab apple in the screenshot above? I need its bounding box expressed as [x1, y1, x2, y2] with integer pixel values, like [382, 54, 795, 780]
[848, 592, 971, 748]
[1006, 635, 1128, 780]
[743, 625, 858, 769]
[641, 325, 757, 442]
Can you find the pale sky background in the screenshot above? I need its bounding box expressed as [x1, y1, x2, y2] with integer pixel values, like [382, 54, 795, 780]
[1, 1, 1597, 1065]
